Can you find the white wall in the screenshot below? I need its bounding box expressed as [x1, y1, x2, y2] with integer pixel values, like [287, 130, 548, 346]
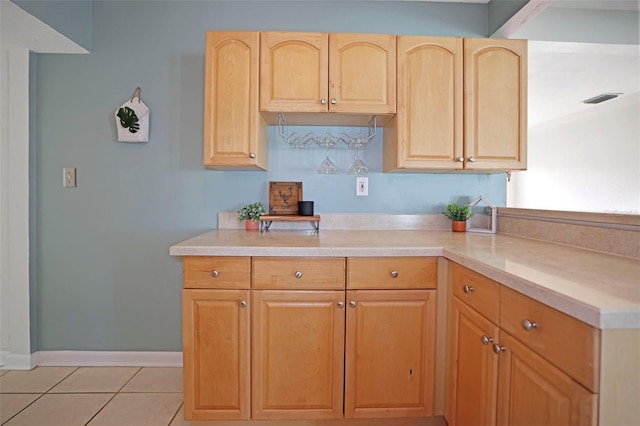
[508, 92, 640, 214]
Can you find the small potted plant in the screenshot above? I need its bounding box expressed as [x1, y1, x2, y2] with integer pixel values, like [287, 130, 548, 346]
[443, 202, 473, 232]
[237, 201, 266, 231]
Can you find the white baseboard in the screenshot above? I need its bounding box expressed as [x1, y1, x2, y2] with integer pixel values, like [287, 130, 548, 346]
[33, 351, 183, 368]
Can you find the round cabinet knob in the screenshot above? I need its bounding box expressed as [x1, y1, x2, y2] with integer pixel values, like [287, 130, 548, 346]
[492, 343, 506, 354]
[337, 301, 345, 309]
[331, 98, 337, 104]
[481, 335, 493, 345]
[390, 271, 398, 278]
[468, 156, 475, 162]
[522, 319, 538, 331]
[295, 271, 303, 279]
[321, 98, 327, 105]
[210, 270, 219, 278]
[463, 285, 474, 294]
[249, 152, 256, 159]
[349, 301, 357, 308]
[457, 156, 464, 163]
[239, 300, 247, 308]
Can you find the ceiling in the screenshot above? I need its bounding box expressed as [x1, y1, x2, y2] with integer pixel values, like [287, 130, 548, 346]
[526, 41, 639, 127]
[515, 1, 639, 127]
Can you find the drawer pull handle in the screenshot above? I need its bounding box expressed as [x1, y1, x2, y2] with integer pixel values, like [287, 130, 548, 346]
[390, 271, 398, 278]
[522, 319, 538, 331]
[295, 271, 302, 279]
[349, 301, 357, 308]
[210, 270, 219, 278]
[463, 285, 474, 294]
[337, 301, 345, 309]
[239, 300, 247, 308]
[481, 335, 493, 345]
[492, 343, 506, 354]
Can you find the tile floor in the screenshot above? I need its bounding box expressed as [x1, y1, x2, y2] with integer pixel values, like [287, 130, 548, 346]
[0, 366, 187, 426]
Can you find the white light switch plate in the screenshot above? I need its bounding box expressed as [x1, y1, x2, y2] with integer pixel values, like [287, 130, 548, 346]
[356, 177, 368, 196]
[63, 168, 76, 188]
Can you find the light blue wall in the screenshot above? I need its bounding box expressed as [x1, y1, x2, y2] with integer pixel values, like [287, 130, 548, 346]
[33, 1, 505, 351]
[487, 0, 528, 35]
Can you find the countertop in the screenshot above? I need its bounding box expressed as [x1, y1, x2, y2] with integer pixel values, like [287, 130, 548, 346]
[170, 229, 640, 330]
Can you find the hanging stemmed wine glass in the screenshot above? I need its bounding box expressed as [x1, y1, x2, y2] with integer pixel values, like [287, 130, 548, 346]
[347, 138, 369, 174]
[316, 134, 337, 174]
[345, 116, 377, 174]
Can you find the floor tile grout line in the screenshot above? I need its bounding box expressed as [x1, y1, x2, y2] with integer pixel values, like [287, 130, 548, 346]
[44, 366, 80, 393]
[1, 392, 46, 425]
[82, 392, 119, 426]
[116, 366, 143, 393]
[167, 401, 184, 426]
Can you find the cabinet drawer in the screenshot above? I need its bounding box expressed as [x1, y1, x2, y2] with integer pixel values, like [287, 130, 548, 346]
[183, 256, 250, 289]
[347, 257, 437, 289]
[500, 286, 600, 392]
[452, 264, 500, 324]
[252, 257, 345, 290]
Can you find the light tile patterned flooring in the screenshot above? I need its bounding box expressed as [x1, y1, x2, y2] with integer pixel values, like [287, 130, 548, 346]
[0, 367, 188, 426]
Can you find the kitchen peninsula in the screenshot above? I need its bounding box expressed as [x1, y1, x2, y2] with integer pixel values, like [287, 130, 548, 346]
[170, 214, 639, 425]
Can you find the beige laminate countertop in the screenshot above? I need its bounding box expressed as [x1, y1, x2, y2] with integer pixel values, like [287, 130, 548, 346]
[169, 229, 640, 330]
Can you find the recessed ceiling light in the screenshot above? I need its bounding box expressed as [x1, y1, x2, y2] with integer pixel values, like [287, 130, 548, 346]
[582, 93, 622, 104]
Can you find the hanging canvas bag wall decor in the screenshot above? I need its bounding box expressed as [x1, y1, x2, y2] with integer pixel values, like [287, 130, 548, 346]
[115, 87, 149, 142]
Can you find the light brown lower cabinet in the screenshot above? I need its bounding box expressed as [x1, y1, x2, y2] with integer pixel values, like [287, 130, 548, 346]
[496, 333, 596, 426]
[345, 289, 436, 419]
[182, 255, 438, 422]
[251, 290, 346, 420]
[446, 263, 597, 426]
[448, 297, 499, 426]
[182, 289, 250, 420]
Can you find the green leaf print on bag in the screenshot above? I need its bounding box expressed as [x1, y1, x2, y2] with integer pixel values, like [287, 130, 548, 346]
[117, 106, 140, 133]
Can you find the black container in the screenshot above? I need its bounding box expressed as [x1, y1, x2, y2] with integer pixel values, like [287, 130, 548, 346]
[298, 201, 314, 216]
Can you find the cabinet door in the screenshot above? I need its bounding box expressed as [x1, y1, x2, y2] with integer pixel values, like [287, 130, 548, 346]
[329, 33, 396, 114]
[260, 32, 329, 112]
[447, 297, 499, 426]
[383, 36, 463, 171]
[497, 333, 597, 426]
[203, 31, 267, 170]
[182, 289, 250, 420]
[464, 38, 527, 171]
[345, 290, 436, 418]
[252, 290, 345, 420]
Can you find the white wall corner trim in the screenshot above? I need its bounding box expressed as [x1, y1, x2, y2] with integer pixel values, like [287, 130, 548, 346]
[0, 47, 32, 369]
[34, 351, 184, 368]
[0, 350, 37, 370]
[0, 1, 89, 372]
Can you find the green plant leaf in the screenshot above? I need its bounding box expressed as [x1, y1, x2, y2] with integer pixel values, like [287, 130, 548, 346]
[117, 107, 140, 133]
[237, 201, 266, 221]
[443, 203, 473, 221]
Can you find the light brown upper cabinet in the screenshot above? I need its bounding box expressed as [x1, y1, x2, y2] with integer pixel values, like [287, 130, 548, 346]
[384, 37, 527, 172]
[260, 32, 396, 126]
[464, 38, 527, 171]
[383, 36, 463, 171]
[203, 31, 267, 170]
